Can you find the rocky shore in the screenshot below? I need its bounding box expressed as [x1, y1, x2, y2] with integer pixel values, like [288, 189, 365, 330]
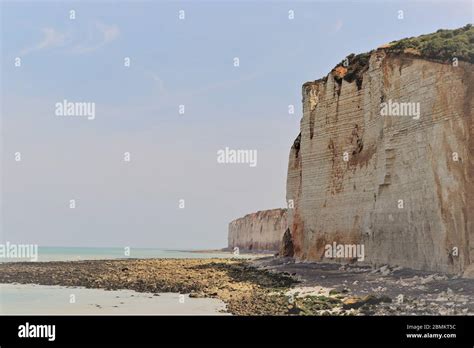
[0, 257, 472, 315]
[0, 258, 294, 315]
[255, 257, 474, 315]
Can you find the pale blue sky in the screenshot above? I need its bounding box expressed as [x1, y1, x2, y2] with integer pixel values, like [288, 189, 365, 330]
[1, 0, 472, 248]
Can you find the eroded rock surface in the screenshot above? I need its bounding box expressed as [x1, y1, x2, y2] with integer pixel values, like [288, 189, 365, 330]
[287, 49, 473, 275]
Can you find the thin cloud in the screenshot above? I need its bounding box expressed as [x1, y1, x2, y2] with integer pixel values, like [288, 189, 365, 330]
[20, 28, 67, 56]
[70, 22, 120, 54]
[19, 22, 119, 56]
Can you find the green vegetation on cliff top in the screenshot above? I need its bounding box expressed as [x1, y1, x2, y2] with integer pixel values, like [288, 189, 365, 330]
[321, 24, 473, 90]
[388, 24, 474, 63]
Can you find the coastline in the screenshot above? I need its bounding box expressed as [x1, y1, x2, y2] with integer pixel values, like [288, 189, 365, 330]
[0, 257, 473, 315]
[178, 248, 274, 258]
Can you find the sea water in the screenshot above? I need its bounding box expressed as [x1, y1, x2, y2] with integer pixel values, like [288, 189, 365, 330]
[0, 246, 243, 262]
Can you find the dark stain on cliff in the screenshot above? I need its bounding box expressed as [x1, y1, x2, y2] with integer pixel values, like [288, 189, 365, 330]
[332, 52, 372, 91]
[280, 228, 294, 257]
[349, 141, 376, 170]
[292, 133, 301, 158]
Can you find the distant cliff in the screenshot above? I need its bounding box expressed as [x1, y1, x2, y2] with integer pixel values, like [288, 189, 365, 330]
[286, 25, 473, 275]
[228, 209, 287, 252]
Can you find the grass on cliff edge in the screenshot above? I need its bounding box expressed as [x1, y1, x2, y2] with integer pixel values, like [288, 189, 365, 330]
[329, 24, 474, 88]
[388, 24, 474, 63]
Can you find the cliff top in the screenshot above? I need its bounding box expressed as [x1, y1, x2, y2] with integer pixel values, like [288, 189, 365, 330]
[386, 24, 474, 63]
[229, 208, 287, 225]
[304, 24, 474, 89]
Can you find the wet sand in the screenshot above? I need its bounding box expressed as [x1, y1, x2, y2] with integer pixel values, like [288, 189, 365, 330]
[0, 283, 228, 315]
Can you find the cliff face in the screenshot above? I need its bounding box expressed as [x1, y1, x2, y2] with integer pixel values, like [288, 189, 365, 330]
[287, 49, 473, 275]
[228, 209, 287, 252]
